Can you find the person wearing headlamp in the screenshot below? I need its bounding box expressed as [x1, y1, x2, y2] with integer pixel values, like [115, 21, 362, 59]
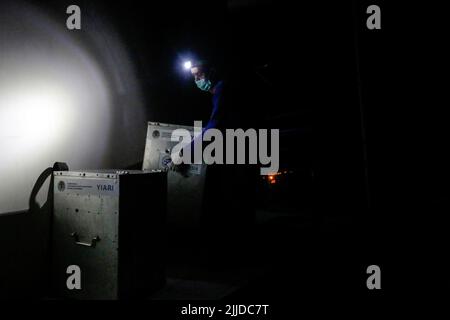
[190, 61, 224, 131]
[176, 59, 257, 248]
[170, 60, 225, 173]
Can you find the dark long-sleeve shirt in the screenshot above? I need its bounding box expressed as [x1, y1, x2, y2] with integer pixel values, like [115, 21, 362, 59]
[204, 80, 225, 132]
[180, 80, 225, 161]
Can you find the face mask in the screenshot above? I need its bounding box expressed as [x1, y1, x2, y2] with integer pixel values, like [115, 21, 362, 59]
[195, 78, 212, 91]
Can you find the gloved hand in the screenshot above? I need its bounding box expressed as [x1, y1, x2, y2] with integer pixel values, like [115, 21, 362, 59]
[167, 160, 190, 177]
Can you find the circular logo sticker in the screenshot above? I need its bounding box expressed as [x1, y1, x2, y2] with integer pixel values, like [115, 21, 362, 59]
[152, 130, 160, 138]
[161, 155, 172, 168]
[57, 181, 66, 192]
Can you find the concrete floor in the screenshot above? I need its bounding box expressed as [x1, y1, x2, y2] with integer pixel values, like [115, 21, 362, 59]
[0, 208, 318, 300]
[148, 209, 315, 300]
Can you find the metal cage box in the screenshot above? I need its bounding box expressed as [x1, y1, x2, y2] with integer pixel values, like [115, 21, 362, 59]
[142, 122, 207, 228]
[51, 170, 167, 299]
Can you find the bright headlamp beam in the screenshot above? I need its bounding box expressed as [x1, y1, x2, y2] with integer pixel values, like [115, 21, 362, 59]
[183, 61, 192, 70]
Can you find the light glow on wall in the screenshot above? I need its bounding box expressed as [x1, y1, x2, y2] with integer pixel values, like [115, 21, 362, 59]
[0, 1, 148, 213]
[0, 82, 75, 148]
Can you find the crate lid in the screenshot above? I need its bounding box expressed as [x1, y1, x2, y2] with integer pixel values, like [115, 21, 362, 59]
[54, 169, 163, 179]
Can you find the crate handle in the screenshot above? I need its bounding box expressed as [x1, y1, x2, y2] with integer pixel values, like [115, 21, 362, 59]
[70, 232, 100, 248]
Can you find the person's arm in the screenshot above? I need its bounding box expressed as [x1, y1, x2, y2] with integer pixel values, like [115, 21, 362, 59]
[170, 82, 225, 170]
[181, 115, 218, 164]
[184, 81, 225, 157]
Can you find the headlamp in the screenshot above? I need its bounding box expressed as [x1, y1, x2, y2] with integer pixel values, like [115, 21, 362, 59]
[183, 60, 192, 70]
